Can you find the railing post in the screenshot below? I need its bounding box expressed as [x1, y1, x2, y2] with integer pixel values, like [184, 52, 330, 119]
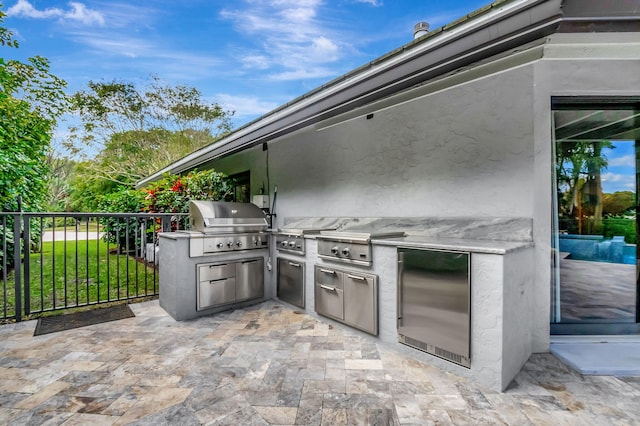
[23, 215, 30, 316]
[161, 215, 172, 233]
[12, 213, 21, 322]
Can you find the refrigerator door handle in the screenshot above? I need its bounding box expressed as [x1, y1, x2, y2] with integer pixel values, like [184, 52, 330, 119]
[397, 257, 403, 327]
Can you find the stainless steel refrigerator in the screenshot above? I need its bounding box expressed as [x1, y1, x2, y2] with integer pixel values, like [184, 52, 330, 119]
[397, 248, 470, 367]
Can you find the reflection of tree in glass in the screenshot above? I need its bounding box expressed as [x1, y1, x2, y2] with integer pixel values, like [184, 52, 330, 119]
[556, 141, 613, 234]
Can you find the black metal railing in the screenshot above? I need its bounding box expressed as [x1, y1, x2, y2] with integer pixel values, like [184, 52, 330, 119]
[0, 211, 188, 322]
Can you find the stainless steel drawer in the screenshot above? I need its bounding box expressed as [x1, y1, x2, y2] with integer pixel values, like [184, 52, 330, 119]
[197, 277, 236, 310]
[198, 263, 235, 282]
[315, 266, 343, 290]
[315, 283, 344, 320]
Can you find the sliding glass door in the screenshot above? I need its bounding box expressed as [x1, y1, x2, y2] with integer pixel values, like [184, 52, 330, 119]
[551, 98, 640, 334]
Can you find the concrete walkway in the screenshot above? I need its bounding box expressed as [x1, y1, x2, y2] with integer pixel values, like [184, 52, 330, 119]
[1, 300, 639, 425]
[42, 230, 104, 242]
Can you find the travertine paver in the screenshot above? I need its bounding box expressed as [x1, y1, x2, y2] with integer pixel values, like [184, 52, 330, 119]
[0, 300, 639, 425]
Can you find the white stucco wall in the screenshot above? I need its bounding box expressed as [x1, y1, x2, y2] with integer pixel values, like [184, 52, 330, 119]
[265, 66, 535, 221]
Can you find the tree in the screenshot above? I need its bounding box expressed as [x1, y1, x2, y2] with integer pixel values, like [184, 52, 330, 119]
[603, 191, 636, 217]
[555, 140, 612, 234]
[67, 77, 234, 186]
[0, 4, 69, 211]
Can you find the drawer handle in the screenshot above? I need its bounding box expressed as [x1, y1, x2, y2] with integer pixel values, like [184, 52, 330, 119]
[288, 262, 301, 268]
[320, 268, 336, 274]
[320, 284, 337, 292]
[209, 264, 229, 269]
[347, 274, 366, 281]
[209, 278, 227, 283]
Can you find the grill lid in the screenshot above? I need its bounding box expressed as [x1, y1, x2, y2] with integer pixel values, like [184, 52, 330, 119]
[189, 200, 268, 233]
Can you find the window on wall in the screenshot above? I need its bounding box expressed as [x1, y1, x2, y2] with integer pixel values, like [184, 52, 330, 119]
[229, 171, 250, 203]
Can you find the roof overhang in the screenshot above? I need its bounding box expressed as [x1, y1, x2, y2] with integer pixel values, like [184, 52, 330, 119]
[136, 0, 639, 188]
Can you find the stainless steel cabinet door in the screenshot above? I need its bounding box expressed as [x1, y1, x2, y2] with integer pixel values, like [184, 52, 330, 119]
[236, 258, 264, 301]
[277, 258, 305, 308]
[344, 272, 377, 335]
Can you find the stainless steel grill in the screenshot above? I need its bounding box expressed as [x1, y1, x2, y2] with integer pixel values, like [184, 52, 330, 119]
[188, 201, 269, 257]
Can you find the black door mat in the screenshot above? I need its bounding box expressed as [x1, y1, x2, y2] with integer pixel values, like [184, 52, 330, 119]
[34, 304, 135, 336]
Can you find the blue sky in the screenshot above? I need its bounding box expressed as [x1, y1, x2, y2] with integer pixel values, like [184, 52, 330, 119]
[602, 142, 636, 193]
[2, 0, 488, 138]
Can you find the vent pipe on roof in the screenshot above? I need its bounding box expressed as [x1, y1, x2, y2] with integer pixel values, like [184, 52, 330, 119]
[413, 22, 429, 39]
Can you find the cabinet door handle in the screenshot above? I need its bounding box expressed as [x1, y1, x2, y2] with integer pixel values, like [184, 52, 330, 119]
[209, 278, 228, 283]
[288, 262, 301, 268]
[320, 284, 337, 292]
[209, 264, 229, 268]
[241, 260, 258, 264]
[347, 274, 366, 281]
[320, 268, 336, 274]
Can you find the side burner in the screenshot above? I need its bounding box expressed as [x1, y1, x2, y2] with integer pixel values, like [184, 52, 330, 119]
[275, 227, 335, 255]
[316, 230, 404, 266]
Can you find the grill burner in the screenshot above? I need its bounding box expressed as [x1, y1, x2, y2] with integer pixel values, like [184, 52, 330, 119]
[188, 201, 269, 257]
[317, 230, 404, 266]
[276, 227, 335, 255]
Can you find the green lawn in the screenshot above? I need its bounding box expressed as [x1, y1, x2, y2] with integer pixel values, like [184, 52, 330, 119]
[2, 239, 158, 319]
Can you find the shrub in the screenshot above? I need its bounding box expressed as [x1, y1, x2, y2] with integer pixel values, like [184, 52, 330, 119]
[142, 169, 234, 214]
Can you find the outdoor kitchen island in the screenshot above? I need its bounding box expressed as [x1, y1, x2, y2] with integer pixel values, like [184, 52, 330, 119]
[159, 201, 271, 321]
[159, 210, 535, 391]
[274, 217, 534, 392]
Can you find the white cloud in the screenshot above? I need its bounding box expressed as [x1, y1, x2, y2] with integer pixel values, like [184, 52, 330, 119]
[353, 0, 383, 6]
[216, 94, 280, 118]
[66, 2, 105, 26]
[220, 0, 350, 83]
[601, 172, 636, 192]
[608, 154, 635, 167]
[7, 0, 105, 26]
[68, 32, 153, 58]
[7, 0, 60, 19]
[239, 53, 271, 70]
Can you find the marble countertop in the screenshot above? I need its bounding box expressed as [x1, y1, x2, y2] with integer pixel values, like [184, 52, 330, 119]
[371, 235, 534, 255]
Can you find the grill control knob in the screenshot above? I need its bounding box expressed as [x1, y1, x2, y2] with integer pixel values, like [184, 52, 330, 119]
[236, 241, 242, 248]
[281, 240, 288, 247]
[331, 246, 339, 255]
[254, 238, 260, 246]
[216, 242, 224, 249]
[341, 247, 350, 256]
[226, 241, 233, 248]
[289, 241, 296, 248]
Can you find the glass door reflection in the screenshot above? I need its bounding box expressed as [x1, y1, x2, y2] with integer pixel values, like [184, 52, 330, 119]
[552, 103, 640, 330]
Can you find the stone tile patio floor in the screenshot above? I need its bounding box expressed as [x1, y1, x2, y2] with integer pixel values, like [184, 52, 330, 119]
[1, 300, 639, 426]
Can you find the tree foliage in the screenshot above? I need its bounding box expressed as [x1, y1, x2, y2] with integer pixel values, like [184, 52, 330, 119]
[0, 4, 69, 212]
[142, 169, 234, 214]
[67, 77, 234, 187]
[603, 191, 636, 217]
